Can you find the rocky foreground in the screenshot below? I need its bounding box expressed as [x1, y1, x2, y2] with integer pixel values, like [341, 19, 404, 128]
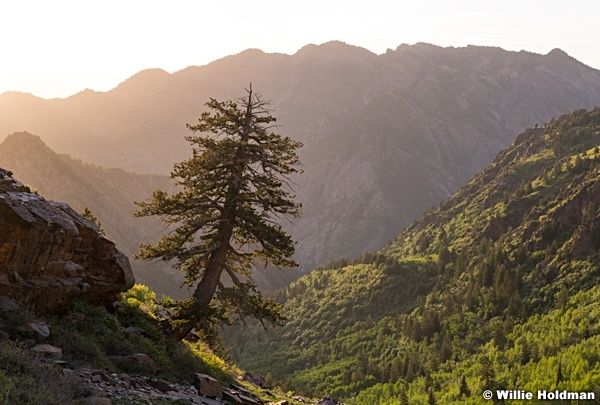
[0, 167, 342, 405]
[1, 293, 324, 405]
[76, 368, 340, 405]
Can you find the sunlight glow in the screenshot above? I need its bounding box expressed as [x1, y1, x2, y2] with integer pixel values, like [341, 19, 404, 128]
[0, 0, 598, 98]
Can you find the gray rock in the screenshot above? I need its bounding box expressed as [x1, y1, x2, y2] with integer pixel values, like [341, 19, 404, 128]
[0, 296, 19, 312]
[193, 373, 223, 399]
[222, 389, 244, 405]
[16, 321, 50, 338]
[126, 326, 150, 336]
[242, 371, 266, 387]
[146, 378, 172, 392]
[114, 353, 160, 373]
[32, 343, 62, 359]
[316, 396, 337, 405]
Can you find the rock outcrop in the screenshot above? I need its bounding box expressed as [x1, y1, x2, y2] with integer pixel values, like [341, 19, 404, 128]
[0, 167, 134, 312]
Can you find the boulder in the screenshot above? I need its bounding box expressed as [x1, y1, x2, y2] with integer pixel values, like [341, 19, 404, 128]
[32, 343, 62, 359]
[222, 387, 264, 405]
[222, 390, 245, 405]
[116, 353, 160, 373]
[242, 371, 266, 387]
[0, 295, 19, 312]
[146, 378, 172, 392]
[0, 168, 134, 313]
[193, 373, 223, 399]
[15, 321, 50, 338]
[91, 370, 109, 383]
[316, 396, 337, 405]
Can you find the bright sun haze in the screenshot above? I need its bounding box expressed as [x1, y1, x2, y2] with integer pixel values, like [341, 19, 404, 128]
[0, 0, 598, 98]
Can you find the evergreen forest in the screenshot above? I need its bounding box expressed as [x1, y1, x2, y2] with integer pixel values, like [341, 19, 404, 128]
[228, 108, 600, 404]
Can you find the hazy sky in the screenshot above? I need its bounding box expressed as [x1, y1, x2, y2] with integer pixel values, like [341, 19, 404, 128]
[1, 0, 598, 99]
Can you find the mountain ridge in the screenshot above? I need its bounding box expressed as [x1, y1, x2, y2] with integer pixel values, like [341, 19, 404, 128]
[2, 42, 600, 270]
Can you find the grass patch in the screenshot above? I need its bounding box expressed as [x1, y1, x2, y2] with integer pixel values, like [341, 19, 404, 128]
[0, 340, 86, 405]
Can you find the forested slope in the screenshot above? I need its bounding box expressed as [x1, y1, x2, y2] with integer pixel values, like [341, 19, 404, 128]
[229, 108, 600, 403]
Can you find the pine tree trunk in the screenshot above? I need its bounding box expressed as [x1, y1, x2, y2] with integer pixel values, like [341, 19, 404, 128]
[174, 107, 252, 341]
[173, 211, 235, 341]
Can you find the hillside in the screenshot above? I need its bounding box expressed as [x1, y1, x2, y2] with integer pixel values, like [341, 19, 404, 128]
[228, 108, 600, 403]
[0, 132, 184, 297]
[0, 166, 307, 405]
[2, 43, 600, 270]
[0, 285, 312, 405]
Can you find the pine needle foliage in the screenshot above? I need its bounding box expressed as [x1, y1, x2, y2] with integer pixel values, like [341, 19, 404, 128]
[135, 85, 302, 340]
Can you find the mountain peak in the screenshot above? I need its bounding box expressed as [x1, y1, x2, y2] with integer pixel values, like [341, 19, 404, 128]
[1, 131, 48, 149]
[236, 48, 267, 57]
[295, 41, 374, 58]
[0, 132, 57, 174]
[547, 48, 569, 58]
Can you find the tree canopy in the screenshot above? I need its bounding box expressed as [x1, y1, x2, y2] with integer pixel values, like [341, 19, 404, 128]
[135, 85, 302, 341]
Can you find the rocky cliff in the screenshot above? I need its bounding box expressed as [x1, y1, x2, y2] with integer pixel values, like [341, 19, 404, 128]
[0, 167, 134, 312]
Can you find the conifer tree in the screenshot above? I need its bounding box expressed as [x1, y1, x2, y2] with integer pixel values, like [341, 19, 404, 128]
[82, 207, 106, 236]
[459, 375, 471, 398]
[135, 85, 303, 341]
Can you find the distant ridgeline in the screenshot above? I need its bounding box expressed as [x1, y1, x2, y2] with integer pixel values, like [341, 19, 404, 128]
[3, 43, 600, 273]
[228, 108, 600, 403]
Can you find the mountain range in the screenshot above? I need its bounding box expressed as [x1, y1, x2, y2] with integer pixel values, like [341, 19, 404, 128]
[2, 41, 600, 273]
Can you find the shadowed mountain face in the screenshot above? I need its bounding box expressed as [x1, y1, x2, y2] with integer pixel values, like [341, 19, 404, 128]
[2, 42, 600, 270]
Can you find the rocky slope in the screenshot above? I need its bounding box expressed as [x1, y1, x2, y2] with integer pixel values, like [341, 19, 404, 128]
[0, 167, 134, 312]
[2, 43, 600, 270]
[0, 285, 315, 405]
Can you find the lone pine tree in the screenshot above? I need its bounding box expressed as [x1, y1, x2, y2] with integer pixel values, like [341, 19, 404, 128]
[135, 85, 302, 341]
